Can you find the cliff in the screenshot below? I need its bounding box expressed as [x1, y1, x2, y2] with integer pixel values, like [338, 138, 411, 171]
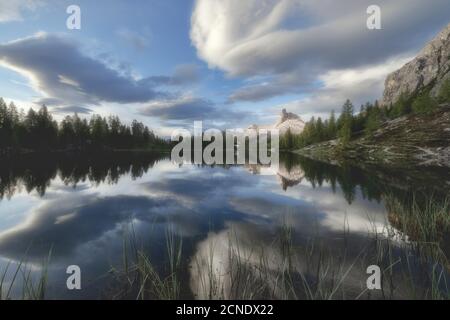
[382, 23, 450, 106]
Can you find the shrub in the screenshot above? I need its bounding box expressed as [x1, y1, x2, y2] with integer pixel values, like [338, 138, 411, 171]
[438, 78, 450, 103]
[412, 92, 438, 115]
[390, 92, 410, 118]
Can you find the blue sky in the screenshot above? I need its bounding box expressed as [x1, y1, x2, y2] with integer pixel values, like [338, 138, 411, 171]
[0, 0, 449, 136]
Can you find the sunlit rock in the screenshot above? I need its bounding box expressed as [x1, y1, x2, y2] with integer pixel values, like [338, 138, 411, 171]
[382, 23, 450, 106]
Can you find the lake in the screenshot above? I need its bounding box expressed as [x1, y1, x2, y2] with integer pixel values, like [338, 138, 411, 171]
[0, 152, 449, 300]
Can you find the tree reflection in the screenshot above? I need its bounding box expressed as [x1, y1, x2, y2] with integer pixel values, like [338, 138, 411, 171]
[0, 152, 168, 200]
[279, 152, 450, 205]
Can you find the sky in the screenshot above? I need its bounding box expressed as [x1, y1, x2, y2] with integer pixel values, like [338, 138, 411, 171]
[0, 0, 449, 136]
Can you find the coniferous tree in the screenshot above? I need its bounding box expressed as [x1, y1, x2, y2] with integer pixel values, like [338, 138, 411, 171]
[390, 92, 410, 118]
[0, 98, 168, 153]
[438, 78, 450, 103]
[338, 99, 354, 146]
[365, 105, 381, 137]
[412, 92, 438, 115]
[315, 117, 325, 142]
[327, 110, 337, 140]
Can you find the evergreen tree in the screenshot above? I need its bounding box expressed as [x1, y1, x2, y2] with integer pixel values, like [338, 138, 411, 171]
[315, 117, 325, 142]
[0, 97, 168, 153]
[59, 115, 76, 147]
[0, 98, 11, 151]
[390, 92, 410, 118]
[327, 110, 337, 140]
[412, 92, 438, 115]
[438, 78, 450, 103]
[338, 99, 354, 145]
[365, 106, 381, 137]
[90, 115, 108, 147]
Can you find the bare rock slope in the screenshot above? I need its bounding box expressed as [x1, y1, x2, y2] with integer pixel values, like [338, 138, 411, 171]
[382, 23, 450, 106]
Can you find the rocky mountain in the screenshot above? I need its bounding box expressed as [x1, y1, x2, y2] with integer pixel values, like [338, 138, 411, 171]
[249, 108, 305, 135]
[382, 23, 450, 106]
[297, 23, 450, 169]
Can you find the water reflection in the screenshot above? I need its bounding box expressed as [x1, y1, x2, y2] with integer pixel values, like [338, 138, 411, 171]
[0, 152, 448, 299]
[0, 151, 168, 200]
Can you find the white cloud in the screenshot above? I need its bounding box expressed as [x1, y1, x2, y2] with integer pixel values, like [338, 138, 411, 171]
[278, 55, 413, 119]
[190, 0, 450, 102]
[190, 0, 303, 77]
[0, 0, 44, 23]
[0, 33, 167, 107]
[139, 93, 250, 126]
[319, 57, 412, 90]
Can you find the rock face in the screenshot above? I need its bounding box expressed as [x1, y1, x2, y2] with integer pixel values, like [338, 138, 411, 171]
[274, 109, 305, 135]
[250, 108, 305, 135]
[382, 23, 450, 106]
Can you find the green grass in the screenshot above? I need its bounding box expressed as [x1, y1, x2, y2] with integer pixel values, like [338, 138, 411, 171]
[0, 248, 52, 300]
[385, 194, 450, 243]
[107, 224, 183, 300]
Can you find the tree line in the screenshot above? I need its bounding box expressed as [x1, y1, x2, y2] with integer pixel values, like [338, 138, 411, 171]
[280, 79, 450, 150]
[0, 98, 169, 153]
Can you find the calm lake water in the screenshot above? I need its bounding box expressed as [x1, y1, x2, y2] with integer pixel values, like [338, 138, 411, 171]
[0, 152, 449, 299]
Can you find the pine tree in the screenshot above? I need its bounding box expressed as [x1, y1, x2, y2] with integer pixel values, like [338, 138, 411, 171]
[0, 97, 168, 152]
[365, 107, 381, 137]
[0, 98, 10, 151]
[316, 117, 324, 142]
[390, 92, 410, 117]
[338, 99, 354, 145]
[438, 78, 450, 103]
[412, 92, 438, 115]
[328, 110, 337, 139]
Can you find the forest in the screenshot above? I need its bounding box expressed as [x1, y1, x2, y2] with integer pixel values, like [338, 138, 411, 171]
[0, 98, 169, 154]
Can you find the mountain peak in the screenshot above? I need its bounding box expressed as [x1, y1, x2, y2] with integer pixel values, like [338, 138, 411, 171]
[279, 108, 300, 122]
[249, 109, 305, 135]
[275, 109, 305, 135]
